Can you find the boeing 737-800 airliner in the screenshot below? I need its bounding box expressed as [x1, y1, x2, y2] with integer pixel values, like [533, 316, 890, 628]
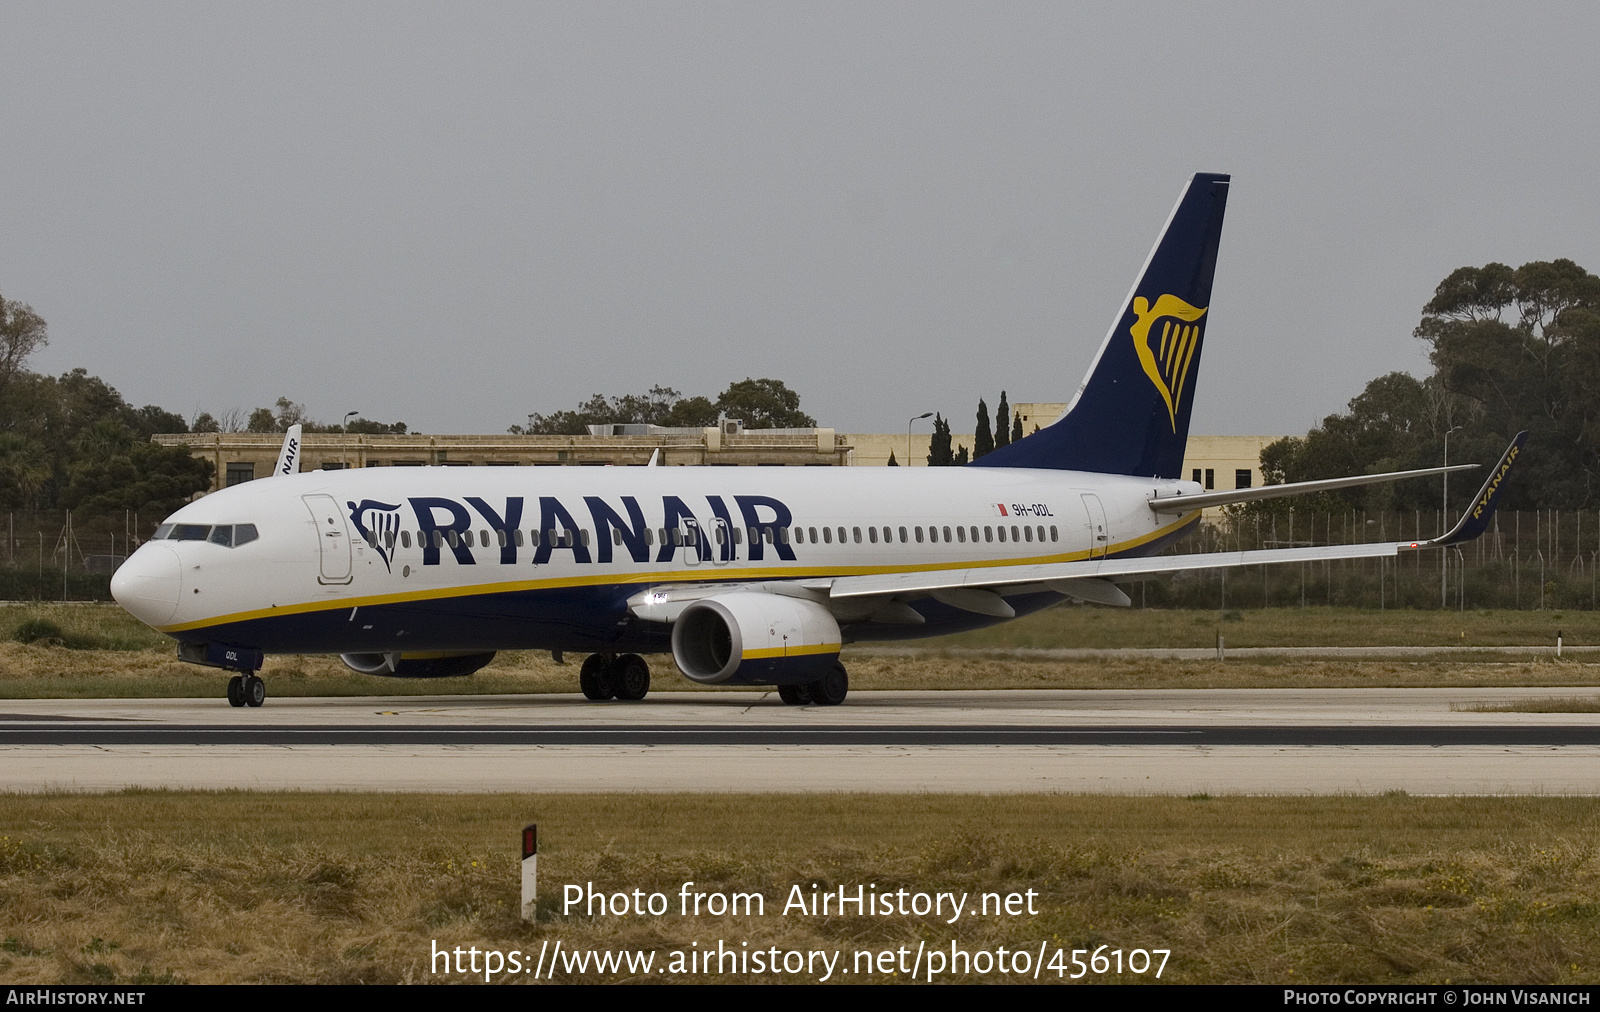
[110, 173, 1526, 708]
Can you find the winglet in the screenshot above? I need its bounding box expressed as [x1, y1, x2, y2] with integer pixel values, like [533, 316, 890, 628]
[1426, 431, 1528, 548]
[273, 424, 302, 477]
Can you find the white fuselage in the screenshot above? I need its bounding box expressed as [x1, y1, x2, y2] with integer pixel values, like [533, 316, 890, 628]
[112, 464, 1200, 655]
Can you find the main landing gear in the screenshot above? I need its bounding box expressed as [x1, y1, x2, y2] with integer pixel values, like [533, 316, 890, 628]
[226, 673, 267, 708]
[777, 662, 848, 707]
[579, 653, 651, 701]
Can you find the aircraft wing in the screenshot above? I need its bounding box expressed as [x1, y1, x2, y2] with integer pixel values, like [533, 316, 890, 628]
[828, 430, 1528, 605]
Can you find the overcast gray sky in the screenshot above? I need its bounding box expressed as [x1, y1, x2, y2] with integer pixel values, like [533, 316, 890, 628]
[4, 3, 1597, 437]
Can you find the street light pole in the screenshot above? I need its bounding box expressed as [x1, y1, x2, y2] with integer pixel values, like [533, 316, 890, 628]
[908, 412, 933, 466]
[344, 411, 360, 469]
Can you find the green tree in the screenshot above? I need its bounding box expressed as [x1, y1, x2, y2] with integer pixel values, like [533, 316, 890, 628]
[714, 378, 814, 429]
[995, 391, 1011, 449]
[0, 292, 47, 406]
[953, 444, 969, 465]
[973, 398, 994, 459]
[1011, 413, 1024, 444]
[886, 449, 898, 466]
[926, 413, 953, 466]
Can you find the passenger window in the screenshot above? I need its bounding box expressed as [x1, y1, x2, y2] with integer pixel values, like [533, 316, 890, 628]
[852, 527, 861, 544]
[943, 526, 952, 542]
[898, 526, 908, 544]
[613, 529, 623, 546]
[433, 531, 443, 548]
[497, 530, 507, 548]
[822, 527, 832, 544]
[793, 528, 803, 544]
[809, 526, 818, 543]
[970, 526, 979, 543]
[384, 531, 395, 550]
[914, 527, 923, 543]
[1050, 526, 1058, 542]
[515, 530, 524, 547]
[868, 527, 878, 544]
[529, 530, 540, 547]
[234, 524, 259, 546]
[364, 530, 378, 548]
[401, 531, 413, 549]
[1011, 525, 1020, 542]
[447, 530, 459, 548]
[210, 526, 234, 547]
[985, 526, 994, 543]
[685, 528, 697, 546]
[956, 526, 966, 543]
[778, 527, 790, 545]
[671, 529, 682, 547]
[715, 527, 726, 545]
[837, 527, 846, 544]
[732, 527, 742, 545]
[580, 529, 591, 547]
[765, 528, 775, 545]
[1024, 526, 1033, 543]
[1037, 525, 1045, 542]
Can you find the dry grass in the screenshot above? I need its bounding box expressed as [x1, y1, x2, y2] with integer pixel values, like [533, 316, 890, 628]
[4, 602, 1600, 698]
[1452, 696, 1600, 713]
[6, 641, 1600, 699]
[1, 793, 1598, 984]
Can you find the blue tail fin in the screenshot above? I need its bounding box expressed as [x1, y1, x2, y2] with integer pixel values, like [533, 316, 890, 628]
[971, 172, 1230, 477]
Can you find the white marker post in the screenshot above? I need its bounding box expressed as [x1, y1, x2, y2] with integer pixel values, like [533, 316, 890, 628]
[521, 824, 538, 921]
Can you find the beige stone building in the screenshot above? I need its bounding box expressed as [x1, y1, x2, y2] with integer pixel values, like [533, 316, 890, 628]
[161, 427, 851, 492]
[161, 416, 1285, 496]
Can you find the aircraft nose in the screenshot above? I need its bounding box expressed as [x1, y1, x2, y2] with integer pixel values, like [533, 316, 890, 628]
[111, 543, 182, 627]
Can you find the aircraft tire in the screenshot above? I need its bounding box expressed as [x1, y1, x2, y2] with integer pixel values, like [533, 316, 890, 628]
[245, 675, 266, 708]
[808, 663, 848, 706]
[611, 654, 650, 700]
[226, 675, 246, 708]
[579, 653, 616, 700]
[777, 683, 811, 705]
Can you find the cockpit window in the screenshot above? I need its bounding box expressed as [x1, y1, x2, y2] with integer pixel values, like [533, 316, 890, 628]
[150, 522, 259, 546]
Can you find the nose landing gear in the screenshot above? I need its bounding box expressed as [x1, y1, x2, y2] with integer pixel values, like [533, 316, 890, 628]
[226, 673, 267, 708]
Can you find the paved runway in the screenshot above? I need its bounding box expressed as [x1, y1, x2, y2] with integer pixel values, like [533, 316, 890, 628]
[3, 688, 1599, 794]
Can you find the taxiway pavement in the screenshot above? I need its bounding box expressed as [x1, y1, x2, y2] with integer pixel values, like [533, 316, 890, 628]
[3, 688, 1598, 794]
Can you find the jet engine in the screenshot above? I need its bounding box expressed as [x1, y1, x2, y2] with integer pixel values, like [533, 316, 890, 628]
[670, 591, 841, 684]
[339, 651, 497, 678]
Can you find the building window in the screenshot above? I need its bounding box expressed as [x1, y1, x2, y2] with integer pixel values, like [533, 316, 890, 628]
[1236, 469, 1252, 489]
[1205, 468, 1215, 489]
[225, 463, 254, 486]
[1192, 468, 1202, 484]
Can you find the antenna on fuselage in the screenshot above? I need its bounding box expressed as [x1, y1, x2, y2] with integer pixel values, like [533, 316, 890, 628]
[273, 424, 303, 477]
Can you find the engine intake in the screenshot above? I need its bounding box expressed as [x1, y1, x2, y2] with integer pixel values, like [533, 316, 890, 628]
[671, 591, 841, 685]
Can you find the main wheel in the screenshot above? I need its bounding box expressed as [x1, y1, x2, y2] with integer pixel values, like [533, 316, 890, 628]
[579, 653, 616, 700]
[807, 663, 848, 706]
[611, 654, 650, 700]
[226, 675, 246, 707]
[777, 683, 812, 705]
[244, 674, 266, 708]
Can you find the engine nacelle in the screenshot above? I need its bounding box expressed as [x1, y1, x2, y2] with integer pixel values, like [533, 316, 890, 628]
[339, 651, 497, 678]
[671, 591, 841, 685]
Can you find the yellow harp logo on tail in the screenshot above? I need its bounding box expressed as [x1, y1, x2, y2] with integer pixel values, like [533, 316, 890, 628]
[1130, 294, 1208, 431]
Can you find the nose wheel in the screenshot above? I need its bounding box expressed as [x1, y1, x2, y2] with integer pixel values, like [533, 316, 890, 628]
[226, 674, 267, 708]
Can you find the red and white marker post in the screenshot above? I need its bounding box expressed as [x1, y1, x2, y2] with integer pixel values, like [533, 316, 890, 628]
[521, 824, 537, 921]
